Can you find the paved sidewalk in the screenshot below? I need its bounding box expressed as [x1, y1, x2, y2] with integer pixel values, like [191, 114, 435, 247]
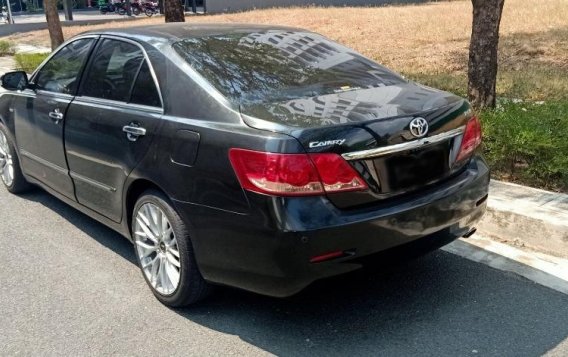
[0, 44, 49, 75]
[0, 45, 49, 86]
[13, 43, 51, 54]
[479, 180, 568, 258]
[0, 55, 15, 74]
[488, 180, 568, 225]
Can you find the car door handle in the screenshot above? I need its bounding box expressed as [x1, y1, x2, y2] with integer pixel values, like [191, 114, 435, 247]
[48, 109, 64, 123]
[123, 124, 146, 141]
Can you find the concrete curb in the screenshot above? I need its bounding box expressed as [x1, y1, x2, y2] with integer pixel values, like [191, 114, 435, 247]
[478, 180, 568, 258]
[443, 236, 568, 296]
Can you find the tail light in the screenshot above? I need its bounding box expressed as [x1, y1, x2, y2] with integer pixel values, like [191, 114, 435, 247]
[229, 148, 367, 196]
[456, 116, 482, 162]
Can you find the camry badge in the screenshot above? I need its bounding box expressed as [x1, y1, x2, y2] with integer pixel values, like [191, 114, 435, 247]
[309, 139, 346, 148]
[409, 117, 429, 138]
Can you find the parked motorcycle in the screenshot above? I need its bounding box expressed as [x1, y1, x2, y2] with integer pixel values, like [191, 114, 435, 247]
[130, 2, 142, 15]
[99, 2, 116, 14]
[114, 1, 128, 15]
[101, 0, 139, 15]
[142, 1, 158, 17]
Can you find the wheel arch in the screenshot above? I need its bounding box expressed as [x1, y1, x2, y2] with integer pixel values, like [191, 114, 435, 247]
[124, 178, 168, 237]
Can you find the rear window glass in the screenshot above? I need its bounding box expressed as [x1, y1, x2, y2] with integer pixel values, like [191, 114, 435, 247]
[172, 31, 405, 104]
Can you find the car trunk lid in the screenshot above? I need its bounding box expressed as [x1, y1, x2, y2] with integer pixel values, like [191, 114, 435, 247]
[240, 82, 474, 208]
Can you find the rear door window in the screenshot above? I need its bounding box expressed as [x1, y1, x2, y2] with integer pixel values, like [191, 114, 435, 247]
[130, 61, 161, 107]
[81, 39, 144, 102]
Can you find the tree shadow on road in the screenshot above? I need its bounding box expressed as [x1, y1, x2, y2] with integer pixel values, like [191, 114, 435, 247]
[20, 189, 137, 265]
[175, 251, 568, 356]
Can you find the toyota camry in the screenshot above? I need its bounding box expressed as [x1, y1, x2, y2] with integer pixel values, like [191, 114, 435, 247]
[0, 24, 489, 307]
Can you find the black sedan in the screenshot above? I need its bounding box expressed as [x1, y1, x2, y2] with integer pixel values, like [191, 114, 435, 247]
[0, 24, 489, 307]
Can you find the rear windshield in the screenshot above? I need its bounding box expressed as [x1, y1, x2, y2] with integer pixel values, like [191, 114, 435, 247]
[172, 31, 406, 104]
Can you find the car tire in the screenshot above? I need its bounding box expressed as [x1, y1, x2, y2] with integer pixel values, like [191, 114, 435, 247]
[0, 123, 32, 194]
[132, 189, 210, 307]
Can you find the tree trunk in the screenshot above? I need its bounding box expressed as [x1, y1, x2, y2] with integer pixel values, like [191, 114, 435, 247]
[44, 0, 64, 50]
[164, 0, 185, 22]
[126, 0, 132, 16]
[468, 0, 505, 110]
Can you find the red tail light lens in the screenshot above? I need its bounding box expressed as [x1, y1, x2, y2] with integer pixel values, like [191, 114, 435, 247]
[229, 149, 323, 196]
[456, 116, 482, 162]
[229, 149, 367, 196]
[309, 153, 368, 193]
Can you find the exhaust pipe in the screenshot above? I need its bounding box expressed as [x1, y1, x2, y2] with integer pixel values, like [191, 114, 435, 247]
[462, 228, 477, 238]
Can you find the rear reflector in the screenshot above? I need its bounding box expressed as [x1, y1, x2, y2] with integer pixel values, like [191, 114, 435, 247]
[309, 250, 345, 263]
[456, 116, 482, 161]
[229, 149, 367, 196]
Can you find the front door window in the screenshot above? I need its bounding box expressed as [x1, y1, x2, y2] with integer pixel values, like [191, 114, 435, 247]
[34, 38, 94, 95]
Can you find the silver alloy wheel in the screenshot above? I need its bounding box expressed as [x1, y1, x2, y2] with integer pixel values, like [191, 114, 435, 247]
[134, 202, 181, 295]
[0, 131, 14, 187]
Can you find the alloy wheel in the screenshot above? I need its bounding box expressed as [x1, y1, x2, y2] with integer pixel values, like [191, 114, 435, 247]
[0, 131, 14, 187]
[134, 202, 181, 295]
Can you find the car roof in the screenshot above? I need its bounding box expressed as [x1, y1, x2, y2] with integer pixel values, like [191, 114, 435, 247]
[82, 23, 308, 43]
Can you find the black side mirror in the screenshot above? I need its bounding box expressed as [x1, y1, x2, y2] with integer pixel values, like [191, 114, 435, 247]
[1, 71, 29, 91]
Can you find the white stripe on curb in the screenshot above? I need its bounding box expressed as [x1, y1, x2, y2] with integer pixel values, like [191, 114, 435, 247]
[443, 236, 568, 295]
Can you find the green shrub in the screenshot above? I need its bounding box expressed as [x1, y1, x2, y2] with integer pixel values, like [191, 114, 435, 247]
[480, 101, 568, 191]
[14, 53, 50, 73]
[0, 40, 14, 56]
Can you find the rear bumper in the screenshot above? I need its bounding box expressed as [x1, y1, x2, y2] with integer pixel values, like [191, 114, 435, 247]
[174, 155, 490, 297]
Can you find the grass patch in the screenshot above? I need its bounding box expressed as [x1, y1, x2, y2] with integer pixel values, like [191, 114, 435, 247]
[404, 65, 568, 103]
[0, 40, 14, 56]
[6, 0, 566, 101]
[481, 101, 568, 192]
[403, 72, 467, 98]
[14, 53, 50, 73]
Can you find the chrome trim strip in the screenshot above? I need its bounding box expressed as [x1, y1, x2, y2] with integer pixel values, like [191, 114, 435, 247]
[342, 126, 465, 161]
[20, 149, 68, 174]
[72, 95, 163, 114]
[35, 89, 75, 101]
[70, 171, 117, 192]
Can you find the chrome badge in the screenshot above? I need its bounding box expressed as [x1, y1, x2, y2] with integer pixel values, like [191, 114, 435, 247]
[309, 139, 346, 148]
[409, 117, 429, 138]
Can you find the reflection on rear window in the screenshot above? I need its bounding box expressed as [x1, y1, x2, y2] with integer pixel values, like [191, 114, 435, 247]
[172, 31, 405, 104]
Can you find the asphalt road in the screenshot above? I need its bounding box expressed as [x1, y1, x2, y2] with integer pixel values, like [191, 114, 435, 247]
[1, 185, 568, 356]
[9, 10, 127, 24]
[0, 10, 143, 37]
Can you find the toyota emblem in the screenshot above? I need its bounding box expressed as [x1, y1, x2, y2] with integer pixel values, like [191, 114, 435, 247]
[409, 117, 429, 138]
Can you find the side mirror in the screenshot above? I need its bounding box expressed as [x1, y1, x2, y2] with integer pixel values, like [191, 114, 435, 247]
[1, 71, 29, 91]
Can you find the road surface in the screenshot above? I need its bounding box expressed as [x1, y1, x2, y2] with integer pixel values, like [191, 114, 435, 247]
[0, 186, 567, 356]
